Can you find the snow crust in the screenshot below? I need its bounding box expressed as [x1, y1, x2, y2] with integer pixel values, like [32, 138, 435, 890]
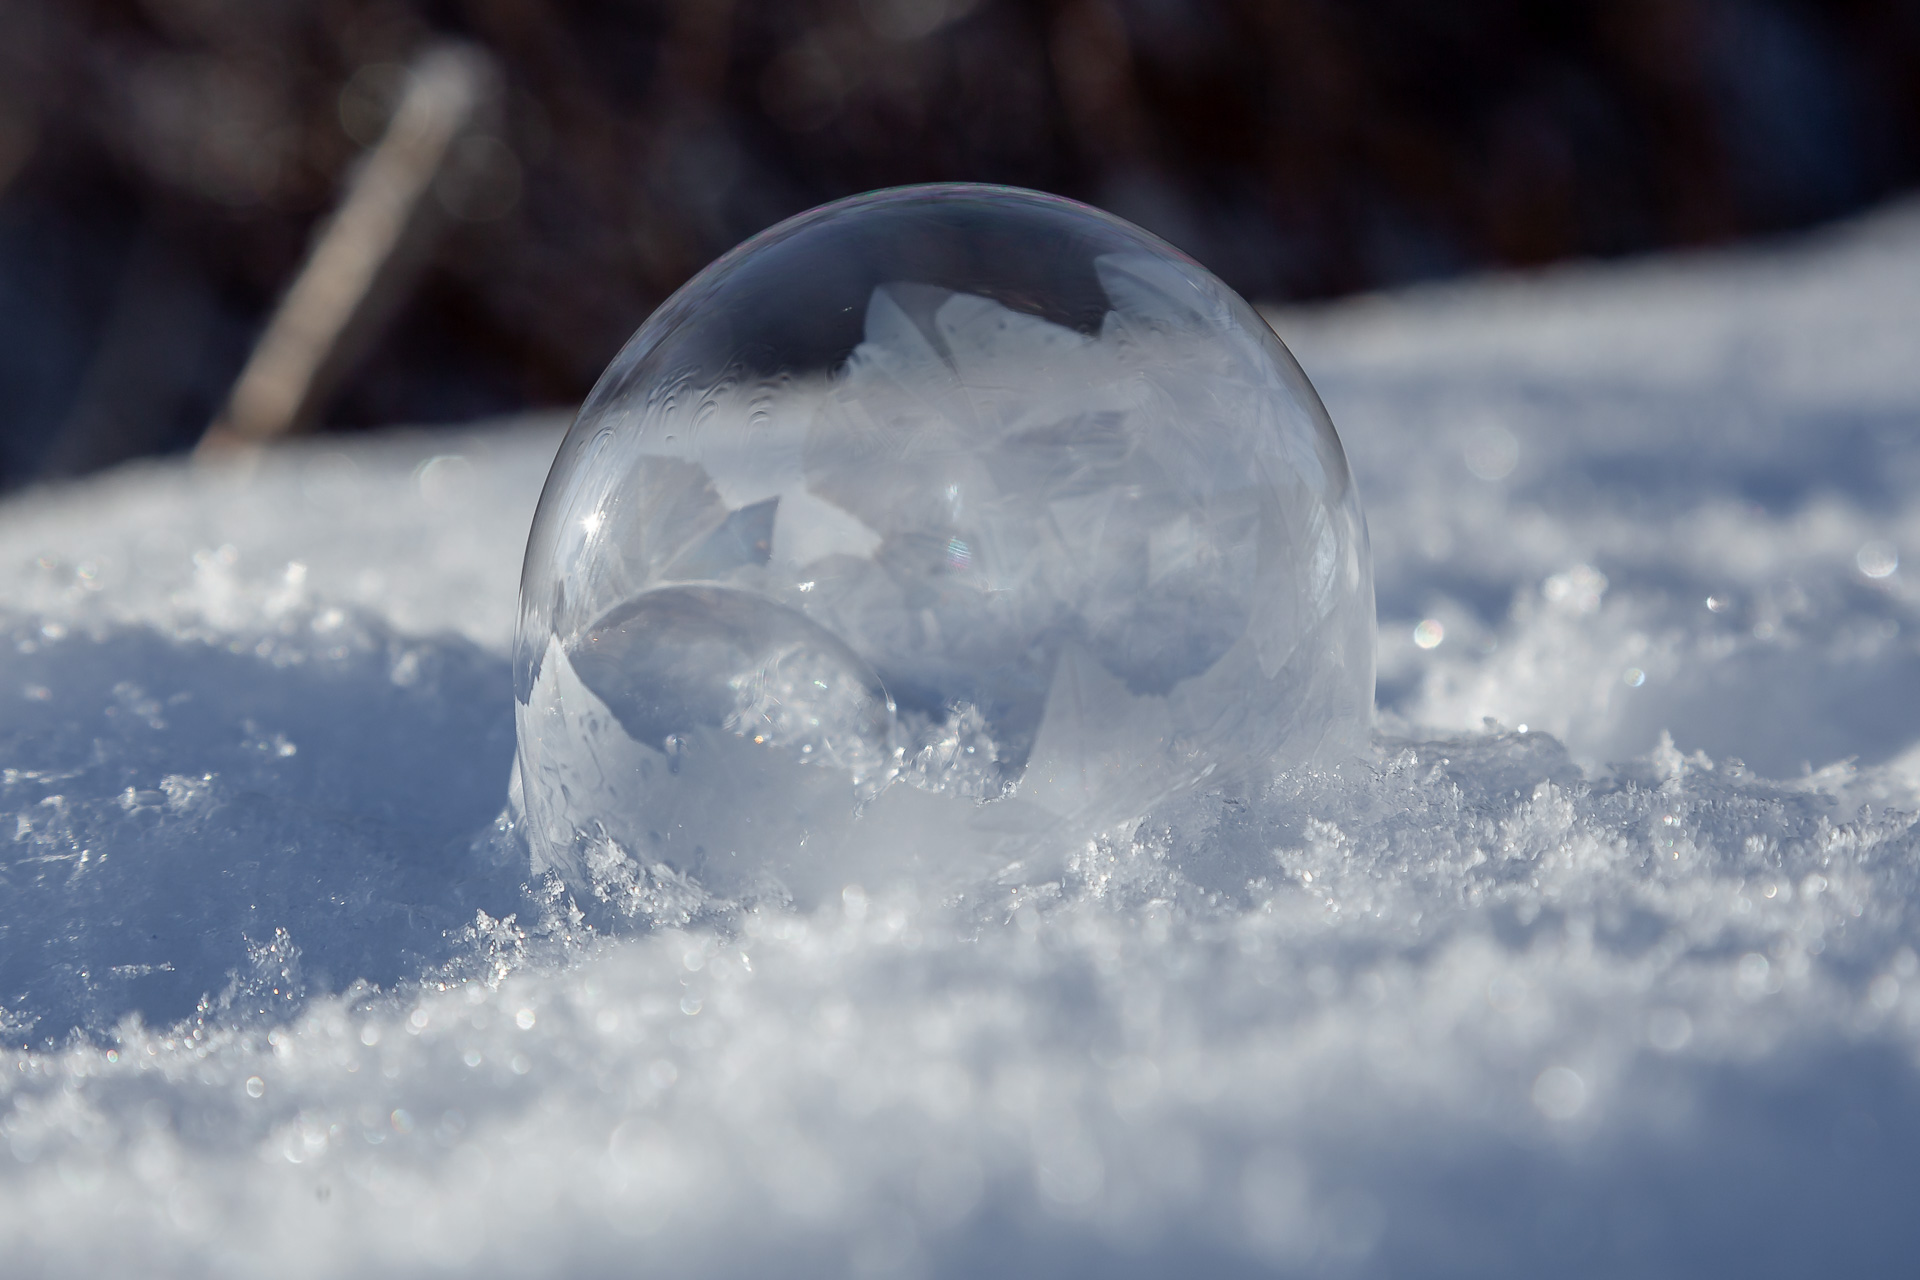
[4, 202, 1920, 1274]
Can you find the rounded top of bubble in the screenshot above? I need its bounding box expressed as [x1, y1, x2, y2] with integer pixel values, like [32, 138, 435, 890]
[515, 185, 1373, 904]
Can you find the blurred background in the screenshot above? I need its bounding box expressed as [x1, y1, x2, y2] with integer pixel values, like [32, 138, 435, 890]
[2, 0, 1917, 485]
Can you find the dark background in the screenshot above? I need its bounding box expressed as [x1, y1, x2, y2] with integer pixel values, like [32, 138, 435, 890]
[3, 0, 1917, 487]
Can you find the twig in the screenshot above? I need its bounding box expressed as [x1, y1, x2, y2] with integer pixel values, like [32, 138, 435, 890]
[198, 42, 497, 455]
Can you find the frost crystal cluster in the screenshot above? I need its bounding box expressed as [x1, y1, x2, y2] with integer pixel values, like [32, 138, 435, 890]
[513, 185, 1374, 904]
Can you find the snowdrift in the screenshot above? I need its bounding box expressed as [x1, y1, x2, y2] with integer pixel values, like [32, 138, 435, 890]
[3, 201, 1919, 1275]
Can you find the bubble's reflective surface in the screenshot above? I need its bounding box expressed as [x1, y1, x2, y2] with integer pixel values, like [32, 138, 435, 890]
[514, 185, 1373, 906]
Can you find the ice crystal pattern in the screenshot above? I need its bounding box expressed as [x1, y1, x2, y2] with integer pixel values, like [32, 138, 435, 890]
[514, 185, 1373, 907]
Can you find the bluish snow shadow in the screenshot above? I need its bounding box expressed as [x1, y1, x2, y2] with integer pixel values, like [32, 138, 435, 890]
[0, 615, 526, 1043]
[912, 1044, 1920, 1280]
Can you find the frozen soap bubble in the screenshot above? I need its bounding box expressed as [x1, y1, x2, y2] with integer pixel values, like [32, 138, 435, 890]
[513, 184, 1373, 908]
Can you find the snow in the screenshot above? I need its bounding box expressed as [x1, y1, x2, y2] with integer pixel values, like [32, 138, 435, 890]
[3, 200, 1920, 1274]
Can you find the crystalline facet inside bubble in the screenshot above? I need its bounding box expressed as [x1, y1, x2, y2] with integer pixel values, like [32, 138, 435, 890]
[571, 585, 895, 789]
[514, 189, 1374, 909]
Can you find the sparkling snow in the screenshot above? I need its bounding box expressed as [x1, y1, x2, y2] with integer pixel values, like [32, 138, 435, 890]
[3, 202, 1920, 1274]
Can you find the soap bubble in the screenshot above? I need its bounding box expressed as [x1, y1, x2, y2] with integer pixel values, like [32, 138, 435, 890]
[513, 184, 1373, 908]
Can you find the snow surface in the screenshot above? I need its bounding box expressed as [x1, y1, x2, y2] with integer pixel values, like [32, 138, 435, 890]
[3, 201, 1920, 1274]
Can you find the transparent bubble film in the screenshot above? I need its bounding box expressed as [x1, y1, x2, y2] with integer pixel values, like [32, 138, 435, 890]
[514, 185, 1373, 908]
